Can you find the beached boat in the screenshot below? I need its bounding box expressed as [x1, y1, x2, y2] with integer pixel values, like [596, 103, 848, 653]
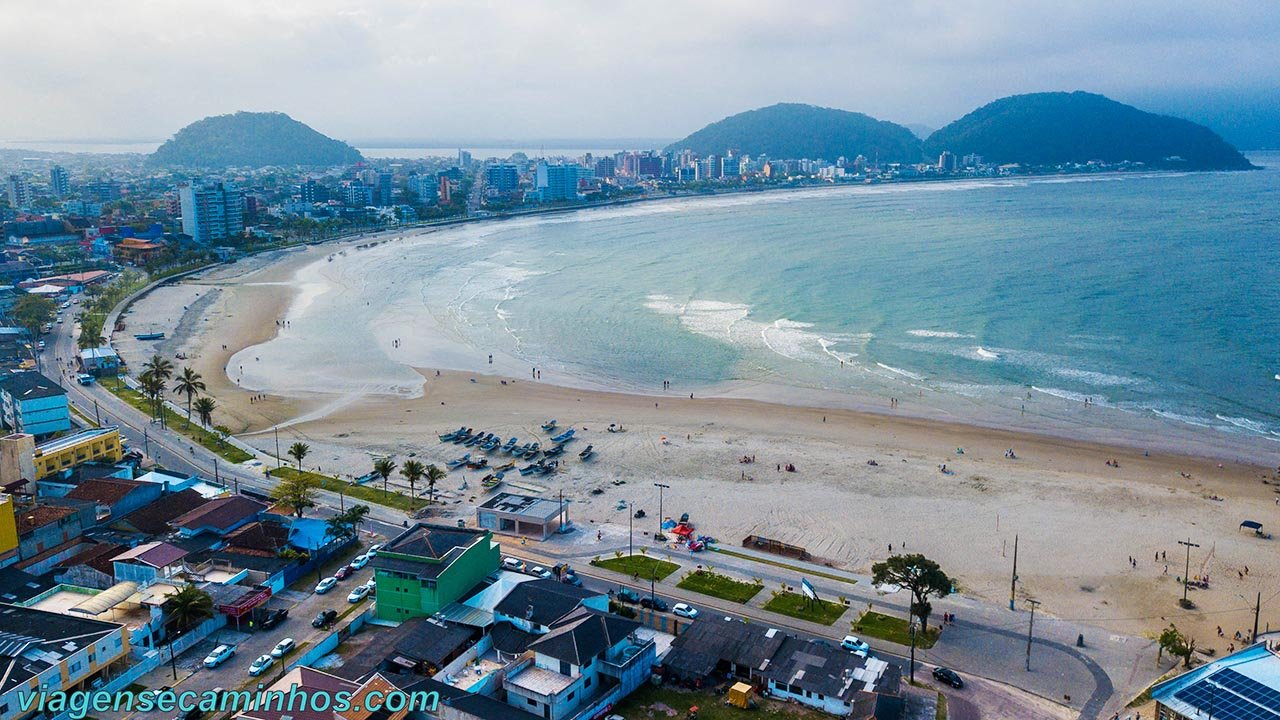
[494, 461, 515, 472]
[578, 445, 594, 460]
[481, 437, 501, 451]
[465, 457, 489, 470]
[543, 443, 565, 458]
[519, 462, 541, 476]
[482, 475, 503, 491]
[541, 419, 558, 432]
[500, 437, 518, 452]
[550, 428, 575, 443]
[452, 429, 473, 444]
[538, 460, 559, 474]
[133, 332, 166, 340]
[446, 454, 470, 469]
[465, 433, 486, 447]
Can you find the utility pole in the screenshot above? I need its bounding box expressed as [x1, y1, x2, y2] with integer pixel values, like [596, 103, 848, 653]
[1010, 534, 1018, 611]
[213, 457, 220, 487]
[143, 426, 150, 456]
[1025, 599, 1041, 671]
[654, 482, 670, 539]
[909, 621, 918, 683]
[93, 400, 100, 426]
[1254, 591, 1262, 643]
[628, 501, 634, 557]
[1179, 538, 1200, 605]
[274, 426, 281, 470]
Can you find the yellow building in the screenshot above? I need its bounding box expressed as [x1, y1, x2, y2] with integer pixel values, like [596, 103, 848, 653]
[0, 493, 17, 567]
[32, 427, 123, 480]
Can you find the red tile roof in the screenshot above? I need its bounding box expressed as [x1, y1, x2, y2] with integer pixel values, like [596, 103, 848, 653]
[66, 478, 146, 505]
[170, 495, 265, 533]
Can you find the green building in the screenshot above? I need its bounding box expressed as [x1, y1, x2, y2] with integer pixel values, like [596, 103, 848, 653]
[371, 523, 500, 621]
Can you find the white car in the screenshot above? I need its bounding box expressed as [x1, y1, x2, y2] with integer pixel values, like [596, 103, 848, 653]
[269, 638, 295, 659]
[367, 543, 383, 556]
[348, 584, 371, 603]
[529, 565, 553, 579]
[501, 557, 525, 572]
[362, 579, 376, 594]
[202, 644, 235, 668]
[841, 635, 871, 654]
[247, 654, 274, 677]
[349, 554, 370, 570]
[314, 577, 337, 594]
[672, 603, 699, 619]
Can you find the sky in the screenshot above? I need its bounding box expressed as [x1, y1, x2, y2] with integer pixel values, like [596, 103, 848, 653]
[1, 0, 1277, 144]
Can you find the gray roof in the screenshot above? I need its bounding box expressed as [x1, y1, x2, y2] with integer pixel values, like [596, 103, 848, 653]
[0, 604, 123, 695]
[0, 371, 65, 401]
[493, 578, 601, 627]
[527, 607, 640, 666]
[391, 618, 474, 665]
[478, 492, 564, 521]
[444, 693, 541, 720]
[663, 618, 787, 679]
[371, 523, 489, 580]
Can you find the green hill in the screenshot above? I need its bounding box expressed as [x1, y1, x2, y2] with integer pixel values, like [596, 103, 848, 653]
[665, 103, 921, 164]
[924, 92, 1254, 170]
[148, 111, 363, 168]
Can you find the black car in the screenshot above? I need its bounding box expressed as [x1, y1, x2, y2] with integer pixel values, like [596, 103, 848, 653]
[640, 596, 669, 612]
[260, 608, 289, 629]
[932, 667, 964, 688]
[615, 588, 641, 604]
[312, 609, 338, 628]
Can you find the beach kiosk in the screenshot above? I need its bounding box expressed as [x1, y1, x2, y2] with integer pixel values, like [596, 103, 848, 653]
[1240, 520, 1272, 539]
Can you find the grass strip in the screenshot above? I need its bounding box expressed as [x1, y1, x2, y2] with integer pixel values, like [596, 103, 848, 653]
[762, 591, 848, 625]
[854, 610, 940, 649]
[102, 382, 253, 463]
[711, 546, 856, 586]
[268, 466, 416, 512]
[590, 555, 680, 581]
[676, 570, 763, 604]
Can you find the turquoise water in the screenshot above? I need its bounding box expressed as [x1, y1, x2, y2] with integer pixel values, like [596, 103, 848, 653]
[256, 154, 1280, 458]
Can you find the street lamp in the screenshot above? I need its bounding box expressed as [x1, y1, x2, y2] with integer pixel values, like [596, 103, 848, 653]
[654, 482, 670, 540]
[628, 501, 634, 557]
[908, 621, 918, 683]
[1025, 599, 1041, 671]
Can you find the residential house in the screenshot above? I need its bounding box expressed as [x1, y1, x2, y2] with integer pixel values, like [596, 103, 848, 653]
[31, 427, 123, 480]
[0, 566, 54, 604]
[53, 541, 126, 589]
[371, 523, 500, 621]
[109, 488, 209, 537]
[169, 495, 265, 537]
[111, 541, 188, 584]
[1150, 640, 1280, 720]
[64, 477, 161, 523]
[492, 579, 608, 634]
[0, 493, 16, 568]
[0, 604, 130, 720]
[0, 372, 70, 438]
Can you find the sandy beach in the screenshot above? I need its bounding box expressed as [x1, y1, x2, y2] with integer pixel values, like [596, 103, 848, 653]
[116, 233, 1280, 655]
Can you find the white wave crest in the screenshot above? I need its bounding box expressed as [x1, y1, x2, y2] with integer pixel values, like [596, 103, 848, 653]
[907, 329, 974, 339]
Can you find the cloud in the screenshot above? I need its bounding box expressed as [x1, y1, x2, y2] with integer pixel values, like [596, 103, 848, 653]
[0, 0, 1276, 141]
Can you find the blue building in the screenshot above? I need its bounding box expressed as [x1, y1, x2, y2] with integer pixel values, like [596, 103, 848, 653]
[535, 163, 585, 202]
[0, 372, 70, 437]
[1150, 640, 1280, 720]
[486, 164, 520, 193]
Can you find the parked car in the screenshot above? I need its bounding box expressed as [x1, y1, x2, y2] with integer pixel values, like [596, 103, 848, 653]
[247, 654, 274, 677]
[312, 609, 338, 628]
[841, 635, 871, 654]
[173, 707, 202, 720]
[362, 579, 376, 594]
[367, 543, 384, 556]
[347, 584, 371, 603]
[202, 644, 235, 668]
[640, 596, 669, 612]
[932, 667, 964, 688]
[334, 565, 355, 580]
[260, 608, 289, 629]
[349, 554, 370, 570]
[672, 603, 699, 619]
[314, 577, 337, 594]
[529, 565, 553, 579]
[561, 572, 583, 587]
[269, 638, 295, 659]
[501, 557, 526, 572]
[615, 588, 641, 604]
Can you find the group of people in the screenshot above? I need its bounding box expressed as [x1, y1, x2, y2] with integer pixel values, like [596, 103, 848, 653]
[1004, 448, 1017, 459]
[1105, 458, 1121, 467]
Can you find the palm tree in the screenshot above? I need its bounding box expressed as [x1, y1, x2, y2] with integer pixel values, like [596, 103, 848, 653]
[172, 367, 206, 426]
[77, 323, 104, 351]
[166, 585, 214, 631]
[138, 369, 166, 422]
[141, 355, 174, 427]
[287, 442, 310, 472]
[373, 457, 397, 497]
[193, 396, 216, 427]
[400, 460, 425, 511]
[424, 464, 446, 505]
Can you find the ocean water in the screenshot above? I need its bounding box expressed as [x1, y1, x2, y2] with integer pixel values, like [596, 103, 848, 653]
[239, 154, 1280, 461]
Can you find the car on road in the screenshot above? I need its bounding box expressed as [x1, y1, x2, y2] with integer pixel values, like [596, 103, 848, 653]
[501, 557, 526, 572]
[269, 638, 295, 658]
[350, 554, 370, 570]
[367, 543, 384, 556]
[347, 584, 371, 603]
[615, 588, 641, 604]
[932, 667, 964, 688]
[529, 565, 553, 579]
[315, 577, 337, 594]
[561, 572, 583, 587]
[312, 609, 338, 628]
[640, 596, 669, 612]
[362, 579, 376, 594]
[173, 706, 203, 720]
[76, 373, 95, 385]
[247, 654, 274, 677]
[260, 608, 289, 629]
[202, 644, 235, 668]
[841, 635, 871, 655]
[672, 603, 699, 619]
[334, 565, 355, 580]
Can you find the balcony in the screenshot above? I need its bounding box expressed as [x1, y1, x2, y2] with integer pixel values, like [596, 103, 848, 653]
[601, 637, 655, 675]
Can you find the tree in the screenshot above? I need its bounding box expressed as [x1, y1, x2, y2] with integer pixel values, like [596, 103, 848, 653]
[287, 442, 310, 471]
[138, 369, 167, 422]
[77, 322, 104, 351]
[326, 504, 371, 540]
[400, 459, 425, 511]
[870, 554, 952, 631]
[12, 295, 56, 341]
[424, 463, 446, 505]
[141, 355, 174, 427]
[272, 472, 319, 517]
[1159, 624, 1197, 668]
[166, 584, 214, 631]
[373, 457, 396, 497]
[193, 396, 216, 427]
[172, 366, 206, 426]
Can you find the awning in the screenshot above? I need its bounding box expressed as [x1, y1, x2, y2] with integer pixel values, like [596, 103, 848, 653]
[68, 581, 138, 616]
[433, 602, 494, 628]
[1241, 520, 1263, 531]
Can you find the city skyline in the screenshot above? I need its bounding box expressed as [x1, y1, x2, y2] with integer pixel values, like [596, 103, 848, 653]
[0, 1, 1277, 145]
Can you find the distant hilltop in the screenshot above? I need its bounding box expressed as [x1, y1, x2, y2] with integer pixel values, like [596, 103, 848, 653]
[923, 92, 1255, 171]
[664, 103, 921, 164]
[148, 111, 363, 169]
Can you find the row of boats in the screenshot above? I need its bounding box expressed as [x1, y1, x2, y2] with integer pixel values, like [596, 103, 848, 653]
[438, 420, 596, 490]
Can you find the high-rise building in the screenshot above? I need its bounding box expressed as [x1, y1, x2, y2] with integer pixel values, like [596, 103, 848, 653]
[340, 180, 374, 206]
[457, 149, 472, 170]
[49, 166, 70, 197]
[178, 181, 245, 243]
[937, 151, 957, 172]
[84, 179, 122, 202]
[438, 173, 453, 204]
[406, 174, 438, 204]
[593, 156, 616, 179]
[535, 163, 582, 202]
[485, 164, 519, 193]
[6, 176, 31, 208]
[375, 171, 393, 205]
[300, 179, 329, 203]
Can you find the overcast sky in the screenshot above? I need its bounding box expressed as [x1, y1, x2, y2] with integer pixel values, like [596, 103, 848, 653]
[2, 0, 1277, 142]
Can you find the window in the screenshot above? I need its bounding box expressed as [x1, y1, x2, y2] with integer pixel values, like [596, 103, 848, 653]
[584, 677, 591, 688]
[567, 691, 574, 702]
[526, 698, 537, 707]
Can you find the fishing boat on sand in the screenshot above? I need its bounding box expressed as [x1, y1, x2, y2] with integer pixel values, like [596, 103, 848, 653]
[579, 445, 594, 460]
[501, 437, 518, 452]
[465, 457, 489, 470]
[438, 426, 466, 442]
[446, 454, 470, 469]
[541, 419, 558, 432]
[482, 475, 503, 491]
[543, 443, 566, 458]
[550, 428, 575, 443]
